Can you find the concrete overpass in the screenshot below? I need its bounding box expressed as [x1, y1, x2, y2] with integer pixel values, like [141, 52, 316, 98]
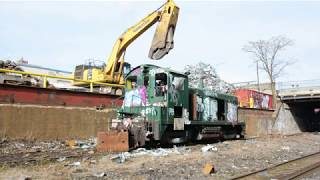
[274, 81, 320, 133]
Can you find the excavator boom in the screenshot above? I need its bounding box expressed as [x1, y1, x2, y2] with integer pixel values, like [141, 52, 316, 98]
[73, 0, 179, 94]
[104, 0, 179, 81]
[149, 0, 179, 60]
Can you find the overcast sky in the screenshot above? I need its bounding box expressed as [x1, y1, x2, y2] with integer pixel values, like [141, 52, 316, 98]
[1, 1, 319, 83]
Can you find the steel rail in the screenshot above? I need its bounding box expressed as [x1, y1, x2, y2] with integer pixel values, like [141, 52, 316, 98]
[231, 151, 320, 180]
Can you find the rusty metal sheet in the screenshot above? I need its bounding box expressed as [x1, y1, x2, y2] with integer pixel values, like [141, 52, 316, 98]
[96, 131, 129, 152]
[0, 84, 122, 108]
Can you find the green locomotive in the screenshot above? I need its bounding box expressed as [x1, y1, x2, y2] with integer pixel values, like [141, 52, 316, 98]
[111, 64, 245, 148]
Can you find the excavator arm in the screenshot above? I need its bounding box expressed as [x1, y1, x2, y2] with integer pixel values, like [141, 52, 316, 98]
[148, 0, 179, 60]
[104, 0, 179, 83]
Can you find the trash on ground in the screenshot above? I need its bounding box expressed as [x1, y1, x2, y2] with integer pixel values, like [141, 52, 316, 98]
[65, 138, 97, 149]
[66, 140, 77, 148]
[94, 172, 106, 177]
[281, 146, 290, 151]
[110, 146, 191, 163]
[57, 157, 66, 162]
[201, 144, 218, 153]
[203, 163, 215, 175]
[89, 160, 96, 164]
[67, 161, 81, 166]
[110, 152, 128, 163]
[88, 150, 95, 154]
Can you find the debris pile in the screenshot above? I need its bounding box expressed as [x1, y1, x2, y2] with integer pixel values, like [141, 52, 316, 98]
[111, 146, 191, 163]
[184, 62, 235, 93]
[0, 138, 65, 155]
[0, 138, 97, 166]
[66, 138, 97, 149]
[0, 60, 23, 71]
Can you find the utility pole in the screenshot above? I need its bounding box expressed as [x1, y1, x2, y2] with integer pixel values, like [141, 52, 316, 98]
[256, 60, 260, 92]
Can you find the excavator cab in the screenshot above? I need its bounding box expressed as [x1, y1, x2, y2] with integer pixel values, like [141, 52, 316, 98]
[149, 0, 179, 60]
[74, 59, 105, 82]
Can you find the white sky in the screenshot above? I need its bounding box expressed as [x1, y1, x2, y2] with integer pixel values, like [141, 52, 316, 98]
[1, 1, 319, 83]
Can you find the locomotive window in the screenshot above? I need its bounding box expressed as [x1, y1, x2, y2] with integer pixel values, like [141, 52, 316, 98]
[172, 77, 185, 91]
[155, 73, 167, 97]
[144, 76, 149, 87]
[174, 106, 182, 118]
[217, 99, 225, 120]
[126, 76, 137, 89]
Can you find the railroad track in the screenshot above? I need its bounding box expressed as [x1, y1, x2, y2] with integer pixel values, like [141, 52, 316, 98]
[231, 151, 320, 180]
[0, 149, 94, 166]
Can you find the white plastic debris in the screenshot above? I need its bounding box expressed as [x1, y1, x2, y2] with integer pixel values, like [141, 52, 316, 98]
[57, 157, 66, 162]
[80, 144, 90, 149]
[152, 148, 171, 156]
[232, 164, 239, 169]
[173, 145, 191, 154]
[201, 144, 218, 153]
[94, 172, 106, 177]
[201, 145, 213, 152]
[68, 161, 81, 166]
[281, 146, 290, 151]
[111, 146, 191, 163]
[110, 152, 130, 163]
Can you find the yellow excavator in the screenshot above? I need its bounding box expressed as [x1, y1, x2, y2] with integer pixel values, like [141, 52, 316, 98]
[73, 0, 179, 94]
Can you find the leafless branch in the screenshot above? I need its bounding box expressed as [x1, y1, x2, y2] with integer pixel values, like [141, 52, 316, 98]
[243, 35, 294, 82]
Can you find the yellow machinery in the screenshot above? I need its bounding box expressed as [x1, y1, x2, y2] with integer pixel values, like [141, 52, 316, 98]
[74, 0, 179, 94]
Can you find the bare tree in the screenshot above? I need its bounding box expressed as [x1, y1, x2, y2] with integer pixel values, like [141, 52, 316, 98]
[243, 35, 294, 108]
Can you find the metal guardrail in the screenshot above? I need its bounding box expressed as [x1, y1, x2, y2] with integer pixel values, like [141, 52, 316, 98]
[277, 79, 320, 90]
[232, 79, 320, 92]
[0, 68, 124, 92]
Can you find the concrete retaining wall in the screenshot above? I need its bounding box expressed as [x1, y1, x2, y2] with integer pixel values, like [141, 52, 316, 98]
[272, 103, 302, 135]
[238, 108, 274, 137]
[0, 104, 117, 140]
[0, 103, 300, 140]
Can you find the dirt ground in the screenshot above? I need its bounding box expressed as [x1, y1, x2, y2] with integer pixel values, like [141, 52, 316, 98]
[1, 133, 320, 180]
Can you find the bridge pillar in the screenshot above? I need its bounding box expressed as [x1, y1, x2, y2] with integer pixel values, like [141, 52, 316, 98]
[272, 102, 302, 135]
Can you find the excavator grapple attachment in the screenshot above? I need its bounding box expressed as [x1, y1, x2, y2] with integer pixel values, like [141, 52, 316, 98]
[149, 2, 179, 60]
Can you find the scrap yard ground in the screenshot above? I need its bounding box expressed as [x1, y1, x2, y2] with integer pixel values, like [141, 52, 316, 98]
[1, 133, 320, 179]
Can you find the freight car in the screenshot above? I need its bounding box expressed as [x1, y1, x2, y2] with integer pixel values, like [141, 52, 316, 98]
[111, 64, 245, 148]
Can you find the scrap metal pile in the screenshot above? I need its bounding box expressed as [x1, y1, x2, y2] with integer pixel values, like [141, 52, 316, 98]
[0, 59, 53, 88]
[0, 60, 23, 71]
[184, 62, 235, 93]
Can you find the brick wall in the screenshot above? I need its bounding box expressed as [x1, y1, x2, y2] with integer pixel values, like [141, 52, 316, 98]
[0, 104, 117, 140]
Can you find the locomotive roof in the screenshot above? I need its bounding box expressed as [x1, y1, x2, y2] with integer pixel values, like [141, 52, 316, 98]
[190, 88, 238, 103]
[126, 64, 187, 78]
